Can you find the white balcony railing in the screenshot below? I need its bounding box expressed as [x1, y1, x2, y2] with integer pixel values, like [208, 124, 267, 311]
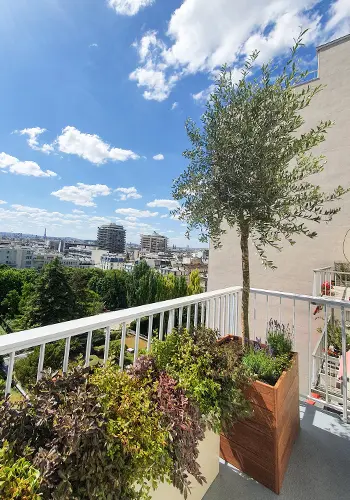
[313, 266, 350, 299]
[0, 285, 349, 422]
[0, 287, 240, 395]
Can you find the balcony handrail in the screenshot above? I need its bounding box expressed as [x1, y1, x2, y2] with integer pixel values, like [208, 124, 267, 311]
[250, 287, 350, 308]
[313, 266, 332, 272]
[2, 285, 350, 356]
[0, 286, 241, 356]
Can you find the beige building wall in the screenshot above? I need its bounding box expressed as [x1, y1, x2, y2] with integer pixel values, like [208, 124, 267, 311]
[209, 34, 350, 297]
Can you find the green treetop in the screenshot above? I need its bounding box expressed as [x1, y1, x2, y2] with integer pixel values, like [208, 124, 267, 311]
[21, 258, 78, 328]
[172, 32, 349, 340]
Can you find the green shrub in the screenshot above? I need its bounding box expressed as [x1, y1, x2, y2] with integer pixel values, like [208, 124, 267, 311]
[326, 319, 350, 353]
[152, 327, 251, 431]
[0, 368, 133, 499]
[242, 349, 291, 385]
[0, 441, 41, 499]
[266, 319, 293, 356]
[91, 364, 172, 498]
[0, 375, 5, 396]
[14, 335, 98, 387]
[128, 355, 205, 496]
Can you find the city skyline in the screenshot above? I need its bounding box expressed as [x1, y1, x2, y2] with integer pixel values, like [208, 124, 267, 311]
[0, 228, 208, 250]
[0, 1, 348, 248]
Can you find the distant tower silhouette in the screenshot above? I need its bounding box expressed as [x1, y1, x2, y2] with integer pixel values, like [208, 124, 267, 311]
[44, 228, 47, 241]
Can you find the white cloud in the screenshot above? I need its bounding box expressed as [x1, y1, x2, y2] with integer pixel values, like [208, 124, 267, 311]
[52, 183, 112, 207]
[0, 152, 57, 177]
[153, 153, 164, 161]
[125, 216, 138, 221]
[192, 84, 217, 103]
[0, 204, 116, 239]
[108, 0, 155, 16]
[115, 208, 158, 218]
[130, 31, 179, 101]
[9, 161, 57, 177]
[56, 126, 140, 165]
[89, 43, 98, 48]
[171, 102, 178, 110]
[115, 186, 142, 200]
[0, 153, 19, 169]
[147, 199, 179, 210]
[325, 0, 350, 38]
[16, 127, 54, 154]
[0, 200, 7, 205]
[160, 214, 168, 218]
[72, 209, 85, 214]
[130, 1, 348, 101]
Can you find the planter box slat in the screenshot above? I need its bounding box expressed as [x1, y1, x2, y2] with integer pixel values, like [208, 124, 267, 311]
[236, 404, 275, 437]
[220, 352, 299, 494]
[220, 435, 277, 492]
[276, 376, 299, 443]
[222, 418, 276, 465]
[244, 380, 276, 411]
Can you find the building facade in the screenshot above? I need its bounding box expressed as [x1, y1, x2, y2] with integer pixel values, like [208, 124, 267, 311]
[0, 246, 33, 268]
[208, 34, 350, 297]
[97, 224, 126, 254]
[140, 232, 168, 253]
[100, 254, 126, 270]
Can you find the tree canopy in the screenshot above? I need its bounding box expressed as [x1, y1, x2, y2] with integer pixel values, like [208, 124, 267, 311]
[172, 33, 349, 339]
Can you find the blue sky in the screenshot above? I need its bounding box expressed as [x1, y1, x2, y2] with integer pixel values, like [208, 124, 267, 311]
[0, 0, 349, 246]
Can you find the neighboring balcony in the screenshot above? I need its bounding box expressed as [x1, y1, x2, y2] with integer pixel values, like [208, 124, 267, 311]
[0, 285, 349, 498]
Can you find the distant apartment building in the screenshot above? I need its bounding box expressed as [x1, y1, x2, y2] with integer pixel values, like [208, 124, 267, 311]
[32, 253, 92, 270]
[45, 239, 65, 253]
[97, 224, 126, 254]
[141, 232, 168, 253]
[0, 246, 33, 268]
[208, 34, 350, 297]
[0, 246, 93, 270]
[100, 254, 126, 271]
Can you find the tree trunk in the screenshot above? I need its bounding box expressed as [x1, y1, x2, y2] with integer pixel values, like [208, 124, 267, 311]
[240, 226, 250, 341]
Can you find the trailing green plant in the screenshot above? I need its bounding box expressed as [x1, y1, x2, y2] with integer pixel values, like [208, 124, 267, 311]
[91, 363, 172, 499]
[0, 441, 41, 500]
[152, 327, 251, 431]
[0, 329, 252, 499]
[266, 319, 293, 356]
[0, 374, 5, 396]
[0, 367, 137, 499]
[129, 355, 206, 497]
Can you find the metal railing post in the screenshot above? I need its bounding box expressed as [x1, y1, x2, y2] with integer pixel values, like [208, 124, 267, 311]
[341, 307, 348, 423]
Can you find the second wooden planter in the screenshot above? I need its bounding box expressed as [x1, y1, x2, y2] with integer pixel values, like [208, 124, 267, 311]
[220, 351, 299, 494]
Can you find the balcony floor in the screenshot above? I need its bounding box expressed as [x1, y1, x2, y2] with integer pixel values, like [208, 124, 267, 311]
[204, 401, 350, 500]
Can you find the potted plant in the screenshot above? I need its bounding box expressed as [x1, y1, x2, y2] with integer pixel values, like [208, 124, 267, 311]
[149, 327, 252, 499]
[0, 328, 252, 500]
[219, 320, 299, 494]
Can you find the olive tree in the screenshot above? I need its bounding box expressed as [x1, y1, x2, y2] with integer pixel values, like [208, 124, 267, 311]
[172, 34, 348, 340]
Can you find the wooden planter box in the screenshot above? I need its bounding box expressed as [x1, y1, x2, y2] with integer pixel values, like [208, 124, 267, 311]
[151, 429, 219, 500]
[220, 352, 299, 494]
